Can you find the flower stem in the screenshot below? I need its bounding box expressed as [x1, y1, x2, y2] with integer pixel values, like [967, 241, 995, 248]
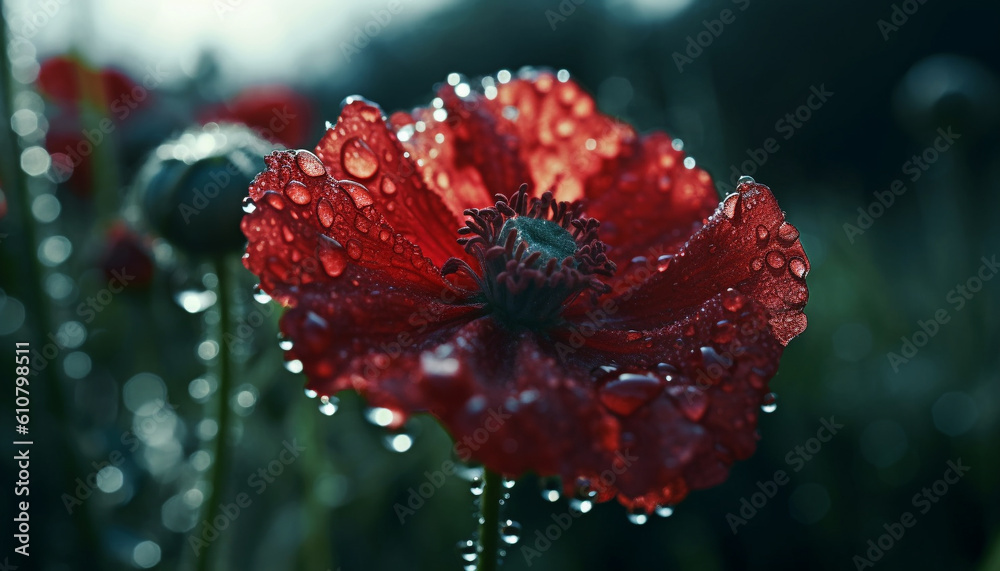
[196, 258, 235, 571]
[478, 469, 502, 571]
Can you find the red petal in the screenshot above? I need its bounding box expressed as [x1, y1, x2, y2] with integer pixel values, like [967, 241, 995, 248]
[242, 149, 453, 305]
[609, 181, 810, 345]
[314, 100, 469, 269]
[202, 86, 313, 148]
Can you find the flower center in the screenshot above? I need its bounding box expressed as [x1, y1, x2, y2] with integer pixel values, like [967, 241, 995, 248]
[442, 184, 616, 328]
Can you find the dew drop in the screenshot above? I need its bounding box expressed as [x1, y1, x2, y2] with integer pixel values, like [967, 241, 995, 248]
[470, 476, 484, 496]
[627, 509, 649, 525]
[722, 193, 740, 219]
[277, 335, 293, 351]
[755, 224, 769, 241]
[737, 175, 755, 187]
[776, 222, 800, 243]
[252, 285, 271, 304]
[457, 539, 478, 562]
[304, 388, 318, 398]
[241, 197, 256, 213]
[540, 477, 561, 502]
[750, 257, 764, 271]
[264, 191, 286, 210]
[316, 198, 335, 228]
[656, 254, 673, 272]
[296, 150, 326, 177]
[761, 392, 778, 413]
[319, 395, 339, 416]
[766, 250, 786, 269]
[283, 180, 311, 205]
[670, 386, 708, 421]
[384, 433, 413, 452]
[569, 498, 593, 514]
[381, 178, 397, 195]
[500, 520, 521, 544]
[721, 288, 745, 312]
[598, 373, 665, 416]
[340, 137, 379, 179]
[655, 505, 674, 518]
[346, 239, 363, 260]
[788, 256, 808, 279]
[340, 180, 374, 208]
[502, 478, 516, 489]
[317, 236, 348, 278]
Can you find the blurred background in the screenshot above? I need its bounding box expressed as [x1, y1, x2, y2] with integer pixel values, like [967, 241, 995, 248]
[1, 0, 998, 569]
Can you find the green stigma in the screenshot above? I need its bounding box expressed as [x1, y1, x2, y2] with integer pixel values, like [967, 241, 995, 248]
[499, 217, 577, 266]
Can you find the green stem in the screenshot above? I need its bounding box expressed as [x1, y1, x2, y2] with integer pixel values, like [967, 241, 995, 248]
[196, 258, 235, 571]
[477, 469, 502, 571]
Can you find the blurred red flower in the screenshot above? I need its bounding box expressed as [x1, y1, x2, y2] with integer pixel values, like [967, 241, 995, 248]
[200, 85, 313, 148]
[241, 70, 809, 512]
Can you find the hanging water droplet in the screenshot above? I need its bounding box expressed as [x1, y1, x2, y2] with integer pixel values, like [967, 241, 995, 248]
[340, 137, 379, 179]
[761, 392, 778, 413]
[655, 505, 674, 518]
[241, 197, 256, 213]
[788, 256, 808, 279]
[656, 254, 673, 272]
[576, 477, 597, 499]
[598, 373, 665, 416]
[252, 285, 271, 304]
[457, 539, 478, 562]
[470, 476, 484, 496]
[384, 433, 413, 452]
[365, 407, 396, 427]
[776, 222, 800, 244]
[737, 175, 755, 187]
[304, 388, 318, 399]
[627, 508, 649, 525]
[540, 477, 561, 502]
[318, 395, 338, 416]
[174, 289, 217, 313]
[277, 335, 293, 351]
[317, 236, 348, 278]
[502, 478, 516, 489]
[569, 498, 593, 514]
[500, 520, 521, 544]
[284, 359, 304, 374]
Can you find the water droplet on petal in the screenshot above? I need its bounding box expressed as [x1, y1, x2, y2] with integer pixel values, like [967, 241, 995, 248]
[755, 224, 769, 241]
[277, 335, 293, 350]
[316, 198, 335, 228]
[656, 254, 673, 272]
[722, 193, 740, 219]
[751, 257, 764, 271]
[346, 239, 363, 260]
[317, 236, 347, 277]
[340, 180, 373, 208]
[721, 288, 745, 312]
[241, 197, 256, 213]
[500, 520, 521, 544]
[296, 150, 326, 177]
[776, 222, 800, 243]
[761, 392, 778, 413]
[381, 178, 397, 195]
[655, 505, 674, 517]
[340, 137, 379, 179]
[789, 256, 808, 279]
[264, 191, 285, 210]
[598, 373, 665, 416]
[766, 250, 786, 269]
[737, 175, 755, 187]
[284, 180, 311, 205]
[627, 508, 649, 525]
[319, 395, 339, 416]
[669, 386, 708, 421]
[457, 539, 478, 562]
[470, 476, 484, 496]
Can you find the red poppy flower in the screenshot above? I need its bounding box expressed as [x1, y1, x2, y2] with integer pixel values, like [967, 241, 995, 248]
[241, 70, 809, 513]
[200, 85, 313, 148]
[37, 55, 140, 111]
